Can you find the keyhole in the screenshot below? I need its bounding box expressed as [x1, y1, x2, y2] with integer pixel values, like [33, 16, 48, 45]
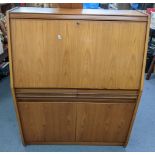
[76, 22, 80, 25]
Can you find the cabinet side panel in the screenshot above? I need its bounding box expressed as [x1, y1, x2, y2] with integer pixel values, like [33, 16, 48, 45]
[125, 17, 150, 146]
[140, 16, 150, 91]
[7, 12, 25, 145]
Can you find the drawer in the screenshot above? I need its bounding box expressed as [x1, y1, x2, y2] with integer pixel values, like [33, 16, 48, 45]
[15, 88, 138, 103]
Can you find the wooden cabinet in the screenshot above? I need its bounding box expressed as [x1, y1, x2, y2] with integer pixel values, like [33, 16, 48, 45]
[7, 7, 150, 146]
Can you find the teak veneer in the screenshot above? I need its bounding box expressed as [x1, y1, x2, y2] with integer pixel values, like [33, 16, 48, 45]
[7, 7, 150, 146]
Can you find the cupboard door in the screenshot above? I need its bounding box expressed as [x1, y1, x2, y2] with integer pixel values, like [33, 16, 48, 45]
[76, 102, 135, 143]
[18, 102, 76, 143]
[11, 19, 146, 89]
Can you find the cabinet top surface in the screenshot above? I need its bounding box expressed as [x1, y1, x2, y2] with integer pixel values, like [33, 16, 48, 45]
[10, 7, 147, 17]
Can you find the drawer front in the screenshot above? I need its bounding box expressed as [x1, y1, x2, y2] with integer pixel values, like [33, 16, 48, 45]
[76, 102, 135, 143]
[11, 19, 146, 89]
[15, 88, 138, 103]
[18, 102, 76, 143]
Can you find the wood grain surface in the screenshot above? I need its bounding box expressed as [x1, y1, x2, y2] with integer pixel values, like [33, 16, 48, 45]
[76, 102, 135, 143]
[18, 102, 76, 143]
[7, 11, 26, 145]
[15, 88, 138, 103]
[9, 7, 148, 21]
[11, 19, 146, 89]
[18, 101, 135, 144]
[10, 7, 147, 17]
[10, 14, 147, 21]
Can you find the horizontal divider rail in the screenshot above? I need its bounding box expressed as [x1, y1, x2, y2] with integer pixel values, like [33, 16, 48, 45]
[15, 88, 138, 103]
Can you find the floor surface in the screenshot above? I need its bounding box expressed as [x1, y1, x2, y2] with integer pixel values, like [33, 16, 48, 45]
[0, 76, 155, 152]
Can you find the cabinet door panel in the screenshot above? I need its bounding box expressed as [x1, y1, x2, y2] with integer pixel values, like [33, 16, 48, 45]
[11, 19, 146, 89]
[18, 102, 76, 143]
[76, 102, 135, 143]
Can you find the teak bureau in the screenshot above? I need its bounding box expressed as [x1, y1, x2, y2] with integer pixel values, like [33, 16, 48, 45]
[7, 7, 150, 146]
